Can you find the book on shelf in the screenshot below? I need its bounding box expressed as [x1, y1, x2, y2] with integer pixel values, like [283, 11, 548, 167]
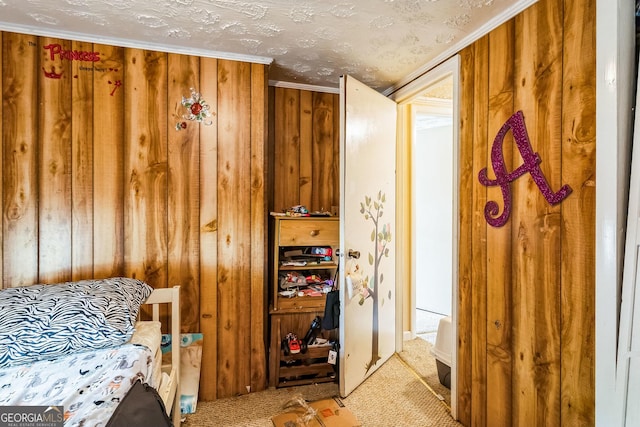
[283, 249, 304, 257]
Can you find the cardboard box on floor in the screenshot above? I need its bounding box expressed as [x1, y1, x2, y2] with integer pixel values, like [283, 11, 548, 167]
[271, 397, 361, 427]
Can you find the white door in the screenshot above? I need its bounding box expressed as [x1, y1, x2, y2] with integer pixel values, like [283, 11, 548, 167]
[339, 75, 397, 397]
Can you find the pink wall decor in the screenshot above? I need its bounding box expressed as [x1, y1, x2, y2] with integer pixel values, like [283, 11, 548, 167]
[478, 110, 572, 227]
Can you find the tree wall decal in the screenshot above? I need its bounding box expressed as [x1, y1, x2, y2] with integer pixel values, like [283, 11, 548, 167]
[358, 191, 392, 374]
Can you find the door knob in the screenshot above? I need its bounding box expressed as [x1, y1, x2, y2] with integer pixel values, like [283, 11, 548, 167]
[348, 249, 360, 259]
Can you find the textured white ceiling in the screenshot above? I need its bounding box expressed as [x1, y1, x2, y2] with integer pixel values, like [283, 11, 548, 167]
[0, 0, 533, 93]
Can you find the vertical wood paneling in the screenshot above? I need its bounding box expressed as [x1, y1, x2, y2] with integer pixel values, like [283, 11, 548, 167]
[312, 92, 336, 212]
[1, 32, 267, 399]
[457, 44, 475, 427]
[199, 57, 219, 401]
[124, 49, 168, 287]
[250, 63, 267, 393]
[486, 21, 515, 427]
[3, 33, 39, 288]
[299, 91, 312, 208]
[514, 0, 563, 424]
[71, 40, 94, 280]
[93, 44, 124, 279]
[274, 88, 300, 212]
[457, 0, 595, 424]
[560, 0, 596, 424]
[217, 59, 252, 397]
[332, 95, 340, 210]
[167, 53, 200, 334]
[471, 34, 489, 427]
[267, 86, 276, 213]
[271, 88, 340, 214]
[38, 37, 72, 284]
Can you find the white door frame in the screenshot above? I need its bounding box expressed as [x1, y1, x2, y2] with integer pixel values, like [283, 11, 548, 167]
[595, 0, 635, 425]
[392, 55, 460, 420]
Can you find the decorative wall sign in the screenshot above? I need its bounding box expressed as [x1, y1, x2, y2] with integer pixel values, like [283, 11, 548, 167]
[39, 43, 122, 95]
[175, 88, 214, 130]
[43, 43, 100, 62]
[478, 111, 572, 227]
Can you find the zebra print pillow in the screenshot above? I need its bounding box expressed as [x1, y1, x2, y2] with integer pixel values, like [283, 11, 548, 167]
[0, 277, 153, 368]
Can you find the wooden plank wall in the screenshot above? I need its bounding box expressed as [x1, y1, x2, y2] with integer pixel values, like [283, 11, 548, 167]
[0, 31, 268, 400]
[271, 87, 340, 213]
[457, 0, 596, 425]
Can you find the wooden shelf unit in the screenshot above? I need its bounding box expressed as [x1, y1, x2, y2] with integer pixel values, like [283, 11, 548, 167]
[268, 216, 339, 388]
[269, 311, 337, 387]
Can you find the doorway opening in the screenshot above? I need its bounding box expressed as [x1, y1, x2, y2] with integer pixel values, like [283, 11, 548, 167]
[392, 55, 460, 419]
[413, 91, 454, 345]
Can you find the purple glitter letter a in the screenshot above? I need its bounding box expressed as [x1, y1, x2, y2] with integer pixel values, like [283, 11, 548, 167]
[478, 111, 572, 227]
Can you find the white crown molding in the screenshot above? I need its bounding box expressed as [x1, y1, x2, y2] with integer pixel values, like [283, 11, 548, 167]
[0, 21, 273, 65]
[268, 80, 339, 94]
[382, 0, 539, 97]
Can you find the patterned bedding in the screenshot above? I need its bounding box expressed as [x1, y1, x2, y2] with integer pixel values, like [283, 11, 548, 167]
[0, 277, 152, 368]
[0, 277, 160, 427]
[0, 343, 155, 427]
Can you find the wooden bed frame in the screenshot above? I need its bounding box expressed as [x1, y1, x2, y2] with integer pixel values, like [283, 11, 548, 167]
[143, 286, 181, 426]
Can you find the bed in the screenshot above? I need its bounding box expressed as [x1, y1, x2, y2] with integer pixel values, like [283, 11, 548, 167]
[0, 277, 181, 427]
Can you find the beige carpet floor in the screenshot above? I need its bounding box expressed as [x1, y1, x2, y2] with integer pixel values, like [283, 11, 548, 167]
[184, 351, 460, 426]
[398, 337, 451, 408]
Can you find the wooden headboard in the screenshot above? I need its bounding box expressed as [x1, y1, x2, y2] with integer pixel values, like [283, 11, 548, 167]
[143, 286, 181, 426]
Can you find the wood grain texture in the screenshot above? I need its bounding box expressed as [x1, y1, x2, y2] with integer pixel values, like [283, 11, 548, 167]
[312, 92, 337, 212]
[486, 21, 514, 427]
[332, 95, 340, 210]
[198, 57, 219, 401]
[456, 0, 595, 424]
[457, 44, 475, 427]
[217, 59, 252, 397]
[560, 0, 596, 423]
[271, 87, 340, 214]
[514, 0, 563, 424]
[167, 53, 200, 334]
[0, 32, 267, 399]
[93, 44, 124, 279]
[71, 40, 94, 280]
[38, 37, 73, 284]
[471, 34, 489, 427]
[2, 33, 39, 288]
[0, 0, 595, 408]
[250, 63, 268, 393]
[123, 48, 168, 287]
[274, 88, 300, 212]
[299, 90, 312, 208]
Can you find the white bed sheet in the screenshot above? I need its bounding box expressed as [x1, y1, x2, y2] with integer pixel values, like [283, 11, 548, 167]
[0, 342, 155, 427]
